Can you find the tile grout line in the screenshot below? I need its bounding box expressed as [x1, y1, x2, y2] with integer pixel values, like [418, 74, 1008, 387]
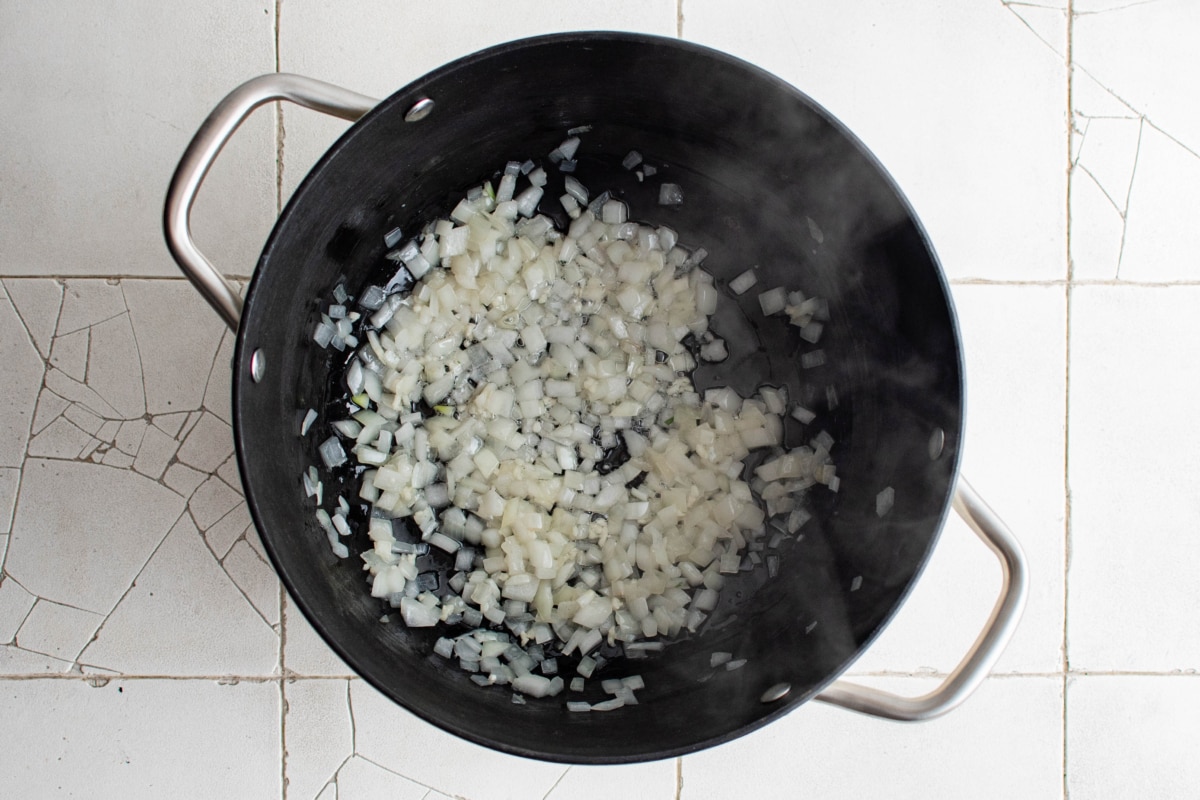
[1063, 2, 1075, 797]
[279, 581, 288, 799]
[272, 7, 286, 798]
[676, 0, 684, 38]
[274, 0, 285, 218]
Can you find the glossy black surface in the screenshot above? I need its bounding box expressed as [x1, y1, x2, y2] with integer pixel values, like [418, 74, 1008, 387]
[232, 33, 963, 763]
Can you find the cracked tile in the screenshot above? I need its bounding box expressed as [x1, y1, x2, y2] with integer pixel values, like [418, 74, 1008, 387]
[100, 448, 135, 469]
[31, 389, 70, 436]
[0, 644, 73, 673]
[189, 474, 242, 530]
[245, 522, 268, 562]
[217, 452, 242, 490]
[115, 418, 148, 456]
[1117, 123, 1200, 281]
[44, 367, 123, 421]
[79, 437, 102, 461]
[152, 411, 188, 438]
[78, 664, 121, 677]
[204, 501, 252, 559]
[316, 783, 336, 800]
[123, 280, 228, 416]
[203, 329, 235, 425]
[221, 540, 280, 627]
[132, 424, 179, 480]
[176, 411, 234, 473]
[1005, 3, 1067, 58]
[1075, 0, 1153, 9]
[284, 679, 355, 800]
[284, 595, 353, 677]
[0, 680, 280, 796]
[1, 278, 64, 359]
[57, 281, 127, 336]
[350, 680, 565, 800]
[95, 418, 121, 443]
[0, 536, 7, 571]
[0, 291, 45, 467]
[0, 576, 37, 643]
[1073, 67, 1140, 121]
[545, 763, 675, 800]
[337, 756, 430, 800]
[1074, 0, 1199, 158]
[1070, 166, 1126, 278]
[15, 598, 104, 662]
[26, 416, 92, 460]
[163, 461, 207, 497]
[79, 514, 279, 676]
[0, 467, 21, 535]
[1075, 117, 1142, 214]
[178, 410, 203, 442]
[49, 327, 89, 381]
[680, 0, 1066, 281]
[5, 458, 183, 615]
[86, 313, 146, 420]
[63, 403, 104, 436]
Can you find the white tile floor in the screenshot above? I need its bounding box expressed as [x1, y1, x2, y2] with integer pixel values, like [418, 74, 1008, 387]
[1, 1, 1198, 797]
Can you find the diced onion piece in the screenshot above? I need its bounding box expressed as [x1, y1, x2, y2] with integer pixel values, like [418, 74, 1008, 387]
[318, 436, 347, 469]
[728, 269, 758, 295]
[757, 287, 788, 316]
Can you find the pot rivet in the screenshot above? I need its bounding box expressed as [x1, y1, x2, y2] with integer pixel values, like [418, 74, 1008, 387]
[928, 427, 945, 460]
[760, 682, 791, 703]
[404, 97, 435, 122]
[250, 349, 266, 383]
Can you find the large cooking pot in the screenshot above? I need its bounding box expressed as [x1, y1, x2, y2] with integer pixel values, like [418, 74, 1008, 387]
[164, 32, 1026, 763]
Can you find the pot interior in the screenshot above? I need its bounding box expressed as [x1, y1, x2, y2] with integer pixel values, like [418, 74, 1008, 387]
[234, 32, 963, 762]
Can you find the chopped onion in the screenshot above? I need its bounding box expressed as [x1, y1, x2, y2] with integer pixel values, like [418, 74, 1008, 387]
[309, 133, 841, 709]
[300, 408, 317, 436]
[757, 287, 788, 316]
[729, 269, 758, 295]
[318, 436, 347, 469]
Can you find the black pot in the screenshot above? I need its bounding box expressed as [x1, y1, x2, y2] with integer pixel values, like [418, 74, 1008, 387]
[165, 32, 1026, 764]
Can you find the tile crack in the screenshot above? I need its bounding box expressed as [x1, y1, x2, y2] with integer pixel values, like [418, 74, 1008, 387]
[540, 766, 572, 800]
[1075, 163, 1124, 215]
[1074, 0, 1165, 15]
[118, 284, 150, 420]
[1003, 1, 1068, 58]
[1113, 117, 1145, 280]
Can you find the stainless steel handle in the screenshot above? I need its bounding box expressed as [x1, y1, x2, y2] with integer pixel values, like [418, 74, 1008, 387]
[163, 73, 379, 330]
[815, 476, 1028, 720]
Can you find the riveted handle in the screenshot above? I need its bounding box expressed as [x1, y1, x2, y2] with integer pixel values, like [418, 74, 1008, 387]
[163, 73, 378, 330]
[815, 476, 1028, 721]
